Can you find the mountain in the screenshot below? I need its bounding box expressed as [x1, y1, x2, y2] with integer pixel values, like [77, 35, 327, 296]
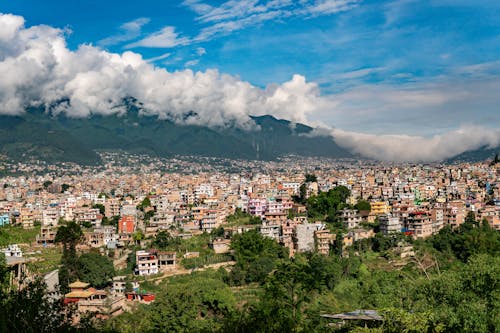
[446, 146, 500, 163]
[0, 108, 353, 165]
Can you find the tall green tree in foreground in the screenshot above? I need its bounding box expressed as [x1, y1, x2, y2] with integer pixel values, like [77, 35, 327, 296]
[55, 220, 83, 293]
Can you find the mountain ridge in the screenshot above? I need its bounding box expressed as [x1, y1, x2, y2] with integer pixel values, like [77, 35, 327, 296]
[0, 108, 353, 165]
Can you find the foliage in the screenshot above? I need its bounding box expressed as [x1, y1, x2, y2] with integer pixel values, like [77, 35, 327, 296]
[306, 185, 350, 220]
[143, 273, 236, 332]
[93, 204, 106, 215]
[0, 225, 40, 247]
[227, 230, 288, 285]
[0, 277, 83, 333]
[61, 183, 71, 192]
[152, 231, 180, 249]
[226, 208, 261, 225]
[55, 220, 83, 292]
[428, 218, 499, 262]
[305, 173, 318, 183]
[354, 200, 371, 212]
[182, 254, 234, 269]
[77, 252, 115, 288]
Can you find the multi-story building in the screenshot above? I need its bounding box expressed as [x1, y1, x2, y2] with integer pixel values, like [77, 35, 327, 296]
[379, 214, 402, 234]
[338, 209, 362, 229]
[135, 250, 159, 276]
[118, 216, 135, 234]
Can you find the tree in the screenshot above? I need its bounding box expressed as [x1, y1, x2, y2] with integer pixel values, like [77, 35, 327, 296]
[61, 183, 71, 193]
[133, 230, 145, 245]
[55, 221, 83, 292]
[93, 204, 106, 215]
[77, 253, 115, 288]
[145, 274, 236, 332]
[152, 231, 180, 249]
[305, 174, 317, 183]
[0, 278, 78, 333]
[43, 180, 53, 189]
[355, 200, 371, 212]
[228, 230, 288, 285]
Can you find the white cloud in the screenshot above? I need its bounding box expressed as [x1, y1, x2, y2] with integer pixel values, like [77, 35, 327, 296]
[0, 13, 321, 129]
[183, 0, 359, 43]
[184, 59, 199, 67]
[331, 126, 500, 162]
[145, 52, 171, 63]
[98, 17, 150, 46]
[196, 47, 207, 56]
[126, 26, 189, 48]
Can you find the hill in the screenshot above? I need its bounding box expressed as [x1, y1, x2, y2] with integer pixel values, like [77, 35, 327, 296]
[0, 108, 352, 165]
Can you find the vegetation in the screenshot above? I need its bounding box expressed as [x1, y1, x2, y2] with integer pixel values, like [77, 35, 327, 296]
[225, 208, 261, 225]
[0, 225, 40, 247]
[306, 185, 350, 221]
[77, 252, 115, 288]
[55, 221, 83, 292]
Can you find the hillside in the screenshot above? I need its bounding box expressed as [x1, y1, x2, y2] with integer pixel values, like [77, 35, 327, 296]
[0, 108, 352, 165]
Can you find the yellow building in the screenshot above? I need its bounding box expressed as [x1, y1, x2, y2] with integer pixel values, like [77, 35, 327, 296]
[370, 201, 389, 215]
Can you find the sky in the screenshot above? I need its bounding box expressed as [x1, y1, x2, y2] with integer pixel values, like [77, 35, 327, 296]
[0, 0, 499, 161]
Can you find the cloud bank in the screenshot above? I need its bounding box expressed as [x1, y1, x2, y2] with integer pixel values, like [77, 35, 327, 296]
[331, 126, 500, 162]
[0, 12, 498, 162]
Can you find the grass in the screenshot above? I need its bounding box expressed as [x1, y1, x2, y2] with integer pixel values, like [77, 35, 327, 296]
[26, 246, 63, 274]
[231, 283, 263, 306]
[0, 225, 40, 247]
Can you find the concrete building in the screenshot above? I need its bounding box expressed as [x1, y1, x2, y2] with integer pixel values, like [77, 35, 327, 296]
[378, 214, 402, 234]
[135, 250, 159, 276]
[339, 209, 362, 229]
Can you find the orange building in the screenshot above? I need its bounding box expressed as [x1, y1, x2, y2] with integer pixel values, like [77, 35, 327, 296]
[118, 216, 135, 234]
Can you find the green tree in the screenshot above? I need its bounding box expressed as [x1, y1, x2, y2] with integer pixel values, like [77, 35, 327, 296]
[61, 183, 71, 193]
[93, 204, 106, 215]
[77, 252, 115, 288]
[305, 174, 317, 183]
[355, 200, 371, 212]
[55, 221, 83, 292]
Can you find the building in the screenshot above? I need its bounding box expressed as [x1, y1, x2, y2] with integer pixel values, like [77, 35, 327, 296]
[135, 250, 159, 276]
[0, 213, 10, 227]
[294, 223, 318, 253]
[260, 220, 281, 240]
[314, 229, 333, 255]
[37, 226, 57, 244]
[406, 211, 433, 239]
[338, 209, 362, 229]
[64, 281, 125, 320]
[157, 251, 177, 270]
[210, 238, 231, 254]
[118, 216, 135, 234]
[378, 214, 402, 234]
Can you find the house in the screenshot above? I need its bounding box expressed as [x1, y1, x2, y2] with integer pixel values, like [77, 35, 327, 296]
[157, 251, 177, 270]
[112, 276, 139, 296]
[118, 216, 135, 234]
[338, 209, 362, 229]
[37, 226, 57, 244]
[260, 220, 281, 240]
[294, 223, 319, 253]
[210, 239, 231, 254]
[378, 214, 402, 234]
[314, 229, 333, 255]
[0, 213, 10, 227]
[135, 250, 158, 276]
[64, 280, 125, 320]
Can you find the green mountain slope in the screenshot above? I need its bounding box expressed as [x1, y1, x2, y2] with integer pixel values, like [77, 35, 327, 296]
[0, 109, 352, 164]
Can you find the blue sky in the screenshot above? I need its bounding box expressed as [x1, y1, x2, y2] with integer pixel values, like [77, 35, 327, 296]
[1, 0, 500, 160]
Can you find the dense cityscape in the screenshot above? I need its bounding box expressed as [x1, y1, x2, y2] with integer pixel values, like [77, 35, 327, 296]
[0, 153, 499, 332]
